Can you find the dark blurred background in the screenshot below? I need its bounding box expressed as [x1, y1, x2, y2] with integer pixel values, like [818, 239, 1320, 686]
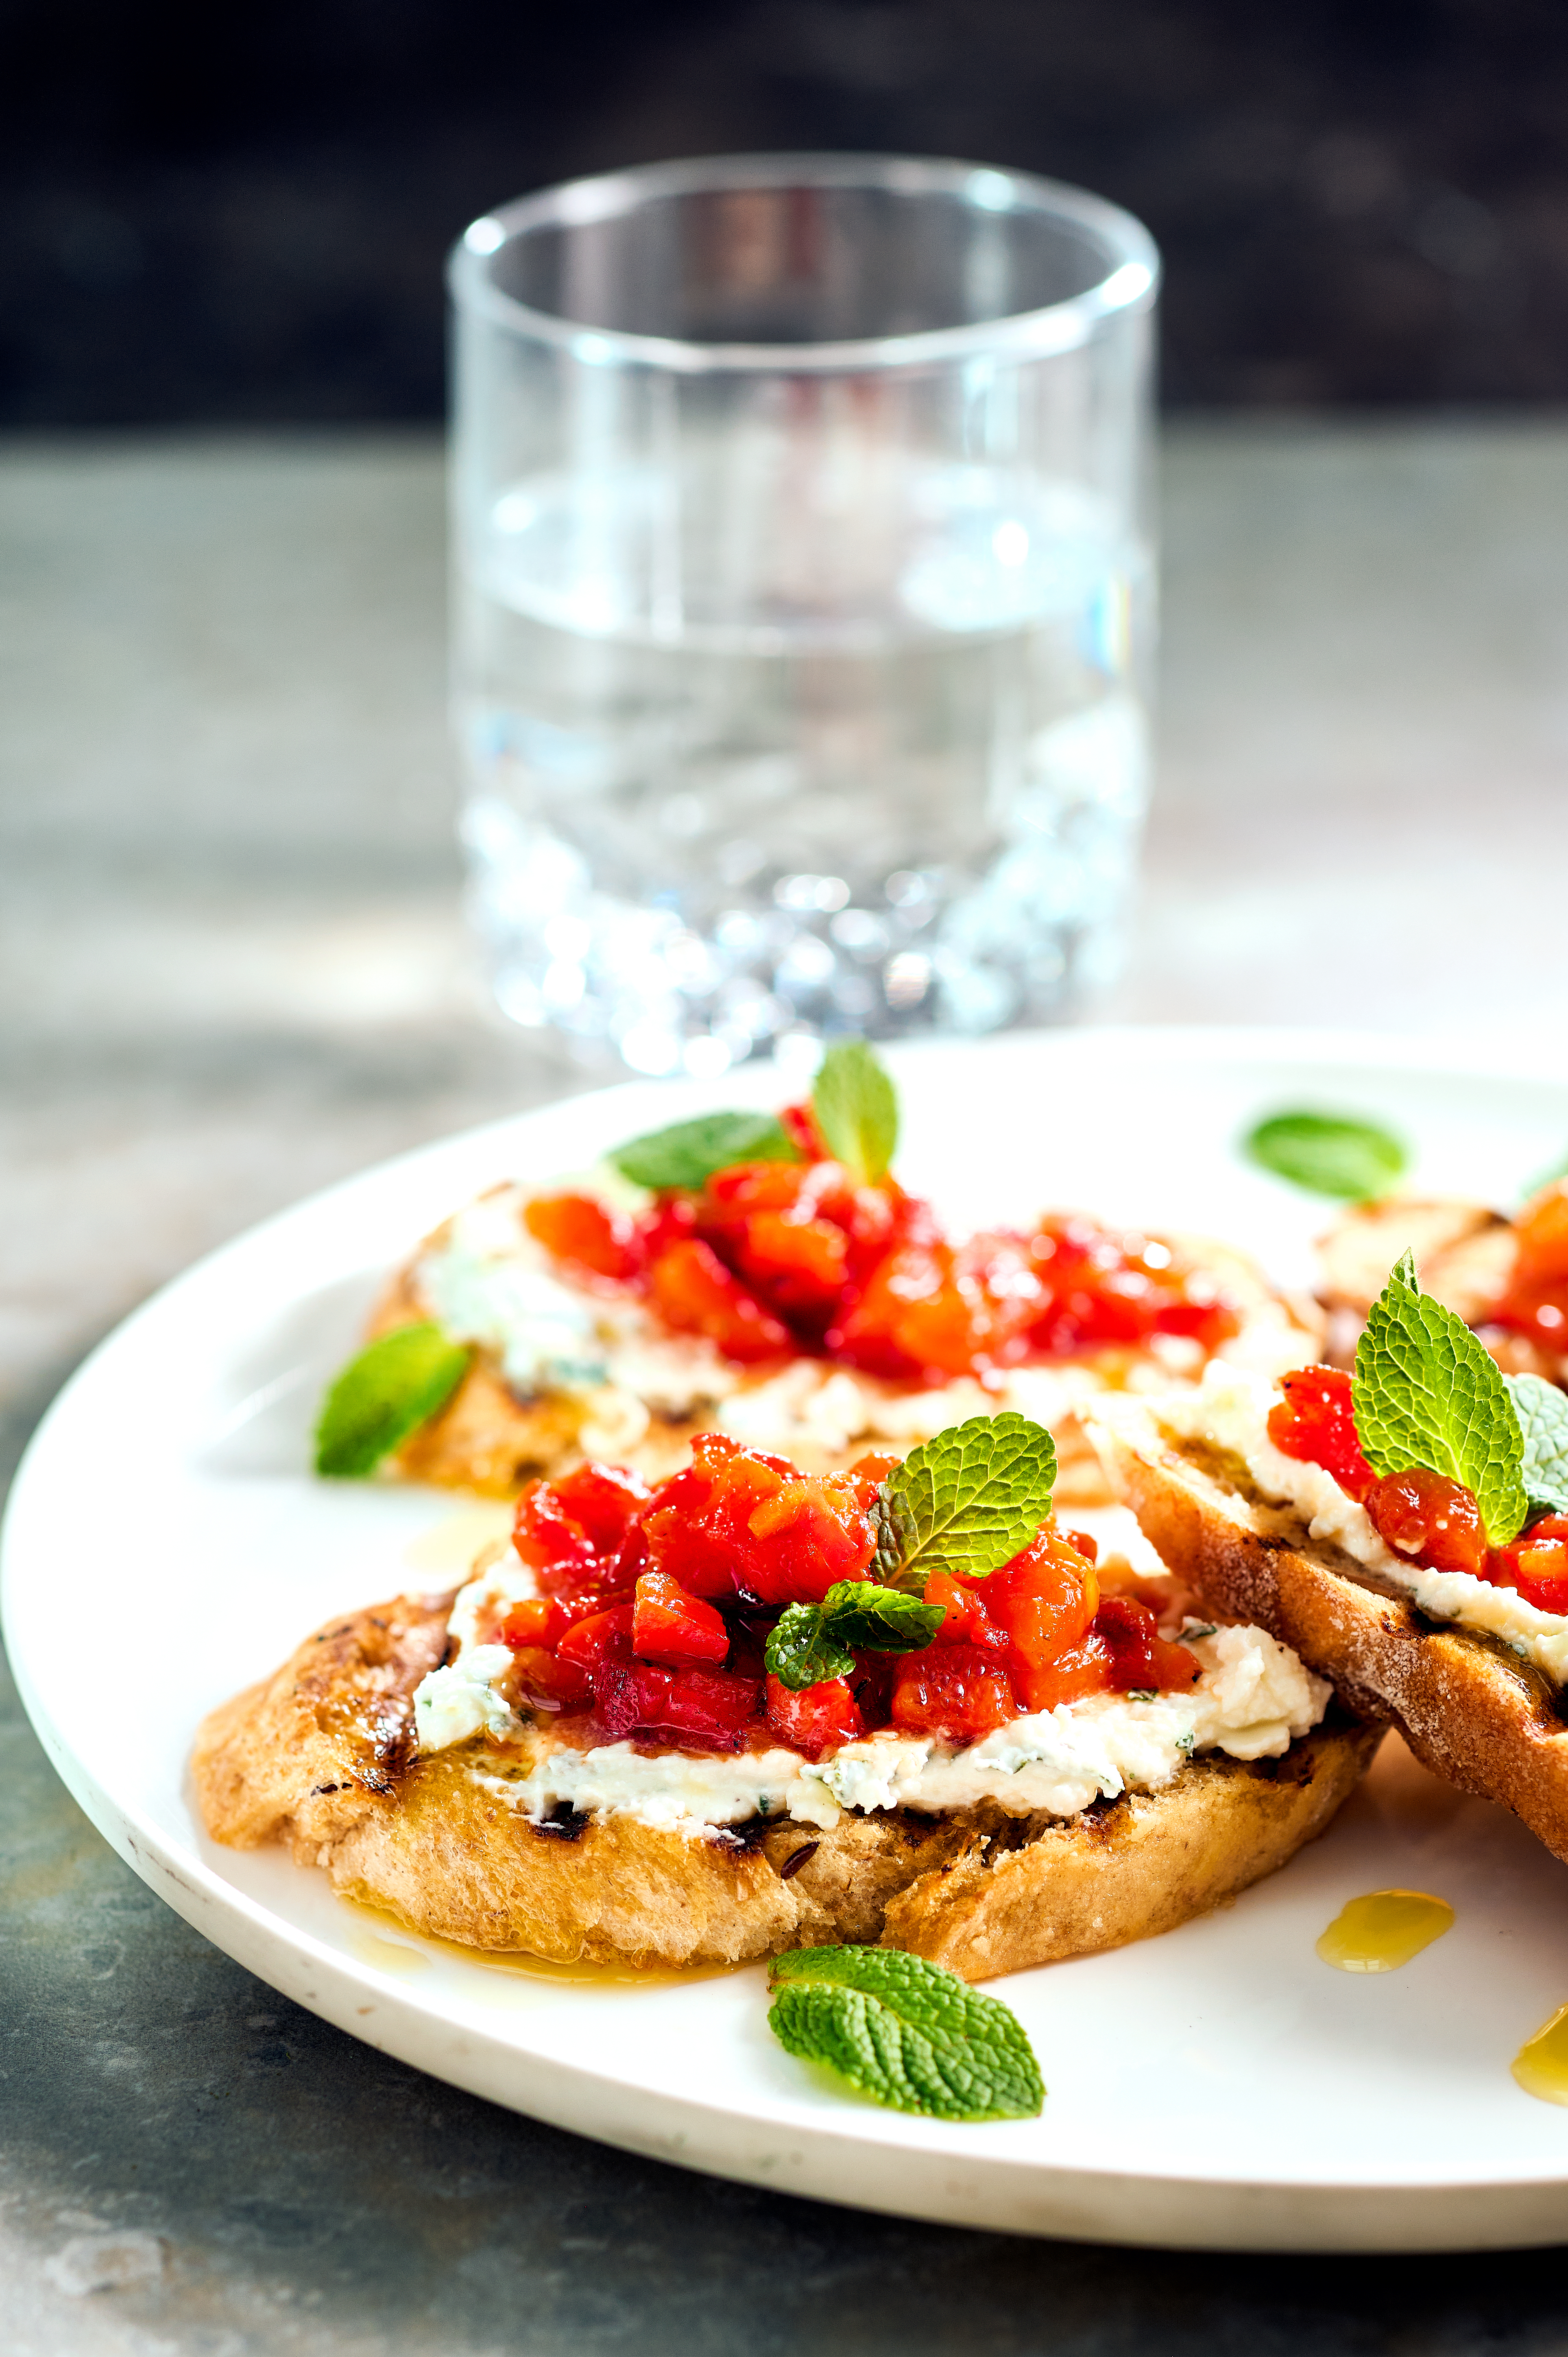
[4, 0, 1566, 424]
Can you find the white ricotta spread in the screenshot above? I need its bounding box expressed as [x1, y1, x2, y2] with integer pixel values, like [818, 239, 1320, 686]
[412, 1545, 1328, 1835]
[1117, 1358, 1568, 1686]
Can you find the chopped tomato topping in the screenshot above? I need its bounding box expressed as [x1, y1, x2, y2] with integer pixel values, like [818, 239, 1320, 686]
[1364, 1468, 1489, 1577]
[765, 1672, 865, 1760]
[523, 1191, 641, 1282]
[1267, 1365, 1377, 1501]
[1487, 1514, 1568, 1612]
[631, 1571, 731, 1666]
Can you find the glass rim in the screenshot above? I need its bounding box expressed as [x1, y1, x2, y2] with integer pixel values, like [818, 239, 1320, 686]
[449, 151, 1159, 375]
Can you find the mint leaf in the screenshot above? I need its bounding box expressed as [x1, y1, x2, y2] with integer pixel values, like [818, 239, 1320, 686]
[765, 1603, 857, 1691]
[1353, 1252, 1529, 1544]
[818, 1580, 944, 1653]
[314, 1323, 471, 1478]
[877, 1414, 1057, 1585]
[1243, 1109, 1408, 1201]
[768, 1945, 1043, 2121]
[765, 1582, 945, 1690]
[606, 1111, 801, 1192]
[1505, 1373, 1568, 1520]
[811, 1039, 898, 1185]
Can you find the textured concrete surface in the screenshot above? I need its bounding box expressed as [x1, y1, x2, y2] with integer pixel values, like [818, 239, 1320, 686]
[7, 423, 1568, 2350]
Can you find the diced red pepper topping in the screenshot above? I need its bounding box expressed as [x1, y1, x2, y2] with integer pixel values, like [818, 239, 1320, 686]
[1266, 1365, 1377, 1502]
[523, 1191, 642, 1283]
[631, 1571, 731, 1666]
[1093, 1595, 1202, 1693]
[765, 1672, 865, 1760]
[639, 1431, 879, 1605]
[1494, 1180, 1568, 1348]
[513, 1130, 1238, 1385]
[1487, 1514, 1568, 1612]
[486, 1442, 1211, 1767]
[979, 1524, 1101, 1713]
[1364, 1467, 1490, 1578]
[890, 1646, 1016, 1744]
[648, 1238, 792, 1362]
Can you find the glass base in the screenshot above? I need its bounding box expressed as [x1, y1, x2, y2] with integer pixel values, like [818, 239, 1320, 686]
[462, 795, 1141, 1078]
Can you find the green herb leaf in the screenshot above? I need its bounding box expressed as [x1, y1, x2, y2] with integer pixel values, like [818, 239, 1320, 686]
[764, 1603, 857, 1691]
[876, 1414, 1057, 1586]
[314, 1323, 471, 1479]
[764, 1581, 946, 1689]
[1505, 1373, 1568, 1521]
[1352, 1252, 1529, 1544]
[606, 1110, 802, 1192]
[811, 1039, 899, 1186]
[818, 1580, 945, 1653]
[767, 1945, 1044, 2121]
[1243, 1109, 1409, 1201]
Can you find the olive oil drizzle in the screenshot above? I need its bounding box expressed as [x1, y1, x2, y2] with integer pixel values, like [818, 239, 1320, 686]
[1316, 1889, 1454, 1973]
[1512, 2004, 1568, 2106]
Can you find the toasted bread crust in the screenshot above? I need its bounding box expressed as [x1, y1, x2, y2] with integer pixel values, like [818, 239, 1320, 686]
[192, 1595, 1376, 1978]
[1105, 1427, 1568, 1866]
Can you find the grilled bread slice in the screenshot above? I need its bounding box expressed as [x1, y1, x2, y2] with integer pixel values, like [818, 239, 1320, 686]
[193, 1590, 1376, 1980]
[1099, 1411, 1568, 1867]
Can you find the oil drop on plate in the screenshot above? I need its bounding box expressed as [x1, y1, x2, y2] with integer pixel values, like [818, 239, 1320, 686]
[1316, 1890, 1455, 1973]
[1512, 2006, 1568, 2106]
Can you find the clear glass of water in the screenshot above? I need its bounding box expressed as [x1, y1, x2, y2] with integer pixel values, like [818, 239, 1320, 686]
[449, 154, 1158, 1077]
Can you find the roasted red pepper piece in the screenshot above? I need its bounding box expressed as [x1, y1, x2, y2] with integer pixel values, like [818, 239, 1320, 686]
[1494, 1180, 1568, 1347]
[639, 1432, 878, 1604]
[764, 1673, 865, 1760]
[1365, 1467, 1489, 1577]
[889, 1644, 1014, 1743]
[631, 1571, 731, 1665]
[523, 1191, 642, 1282]
[979, 1522, 1101, 1713]
[1487, 1514, 1568, 1611]
[648, 1238, 792, 1361]
[1093, 1595, 1201, 1692]
[1267, 1364, 1377, 1501]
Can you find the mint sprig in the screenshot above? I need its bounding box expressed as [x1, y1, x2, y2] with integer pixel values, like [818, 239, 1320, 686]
[811, 1039, 899, 1187]
[606, 1110, 801, 1192]
[314, 1322, 471, 1478]
[1352, 1252, 1529, 1544]
[1505, 1373, 1568, 1521]
[874, 1413, 1057, 1590]
[767, 1946, 1043, 2121]
[1243, 1109, 1408, 1201]
[764, 1581, 944, 1692]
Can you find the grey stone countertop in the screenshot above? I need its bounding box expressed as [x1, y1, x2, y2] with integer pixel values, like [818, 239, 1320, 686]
[7, 421, 1568, 2353]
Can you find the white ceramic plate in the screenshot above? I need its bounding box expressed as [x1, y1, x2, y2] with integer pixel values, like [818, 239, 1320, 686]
[12, 1028, 1568, 2254]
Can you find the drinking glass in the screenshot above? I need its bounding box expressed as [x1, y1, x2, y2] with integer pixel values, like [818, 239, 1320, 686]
[449, 153, 1158, 1076]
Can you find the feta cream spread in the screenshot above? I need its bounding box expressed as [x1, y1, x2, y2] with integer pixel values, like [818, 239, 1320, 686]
[413, 1181, 1311, 1465]
[1108, 1358, 1568, 1687]
[411, 1540, 1330, 1837]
